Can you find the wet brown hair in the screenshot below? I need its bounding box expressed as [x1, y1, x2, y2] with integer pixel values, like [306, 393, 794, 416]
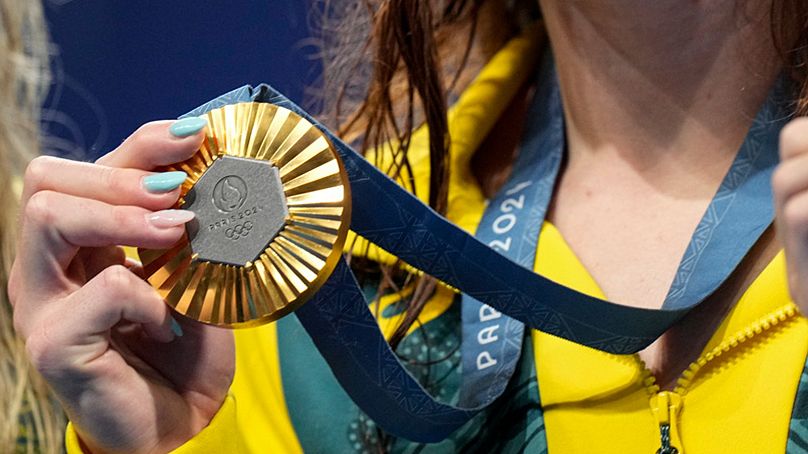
[774, 0, 808, 113]
[311, 0, 535, 348]
[312, 0, 808, 348]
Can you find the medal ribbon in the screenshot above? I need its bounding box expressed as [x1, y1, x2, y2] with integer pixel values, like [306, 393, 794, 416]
[181, 62, 788, 441]
[459, 53, 563, 407]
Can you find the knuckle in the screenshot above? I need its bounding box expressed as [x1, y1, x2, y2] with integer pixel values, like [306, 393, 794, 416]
[782, 199, 808, 231]
[98, 264, 134, 298]
[24, 190, 56, 225]
[101, 122, 163, 165]
[109, 205, 135, 232]
[24, 326, 61, 374]
[22, 156, 62, 193]
[23, 156, 58, 191]
[99, 165, 127, 195]
[780, 118, 808, 158]
[128, 121, 163, 146]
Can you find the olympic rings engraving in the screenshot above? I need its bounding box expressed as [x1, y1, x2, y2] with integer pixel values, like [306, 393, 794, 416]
[224, 221, 254, 240]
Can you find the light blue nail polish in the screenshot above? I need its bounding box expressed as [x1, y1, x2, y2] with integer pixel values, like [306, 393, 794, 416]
[170, 318, 184, 337]
[143, 171, 188, 193]
[169, 116, 207, 137]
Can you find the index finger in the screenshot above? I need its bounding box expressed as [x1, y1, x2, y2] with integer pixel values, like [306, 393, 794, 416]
[96, 118, 207, 170]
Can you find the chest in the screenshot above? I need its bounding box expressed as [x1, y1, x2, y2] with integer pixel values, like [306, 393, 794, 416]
[546, 157, 779, 385]
[548, 158, 728, 310]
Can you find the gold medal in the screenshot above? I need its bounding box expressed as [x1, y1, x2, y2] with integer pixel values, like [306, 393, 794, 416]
[138, 102, 351, 328]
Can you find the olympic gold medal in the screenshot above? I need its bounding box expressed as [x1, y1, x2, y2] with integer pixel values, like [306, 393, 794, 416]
[138, 102, 351, 328]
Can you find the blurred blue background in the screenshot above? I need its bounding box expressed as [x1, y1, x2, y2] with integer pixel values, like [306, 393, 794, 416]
[43, 0, 319, 160]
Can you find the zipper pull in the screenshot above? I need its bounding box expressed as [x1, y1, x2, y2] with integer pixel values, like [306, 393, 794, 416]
[657, 423, 678, 454]
[650, 391, 683, 454]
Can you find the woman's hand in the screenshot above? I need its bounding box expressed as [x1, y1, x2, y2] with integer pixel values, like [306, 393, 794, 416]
[9, 119, 235, 453]
[773, 117, 808, 315]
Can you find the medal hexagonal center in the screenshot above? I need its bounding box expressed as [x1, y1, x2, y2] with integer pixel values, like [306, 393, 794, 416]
[183, 155, 288, 266]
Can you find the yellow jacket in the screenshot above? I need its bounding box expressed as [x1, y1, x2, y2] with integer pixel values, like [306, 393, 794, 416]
[67, 26, 808, 453]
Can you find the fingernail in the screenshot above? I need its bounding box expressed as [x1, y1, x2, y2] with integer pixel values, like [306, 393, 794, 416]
[147, 209, 195, 229]
[143, 171, 187, 193]
[169, 117, 207, 137]
[170, 318, 184, 337]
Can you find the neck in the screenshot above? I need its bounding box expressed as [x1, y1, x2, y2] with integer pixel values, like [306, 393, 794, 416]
[539, 0, 781, 182]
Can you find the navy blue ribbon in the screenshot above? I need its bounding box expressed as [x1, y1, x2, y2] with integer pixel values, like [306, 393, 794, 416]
[181, 68, 788, 441]
[459, 54, 563, 408]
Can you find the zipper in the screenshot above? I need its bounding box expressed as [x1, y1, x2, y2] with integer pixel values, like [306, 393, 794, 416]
[649, 391, 682, 454]
[639, 303, 798, 454]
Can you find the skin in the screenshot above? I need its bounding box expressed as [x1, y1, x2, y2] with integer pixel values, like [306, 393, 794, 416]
[9, 122, 235, 453]
[10, 0, 808, 450]
[534, 0, 787, 388]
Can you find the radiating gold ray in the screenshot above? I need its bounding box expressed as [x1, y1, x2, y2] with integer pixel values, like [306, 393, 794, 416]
[185, 263, 214, 320]
[210, 266, 227, 325]
[286, 186, 344, 206]
[275, 236, 326, 269]
[242, 271, 257, 323]
[165, 261, 201, 310]
[279, 231, 332, 258]
[291, 217, 342, 232]
[200, 123, 221, 164]
[245, 104, 277, 157]
[264, 248, 308, 294]
[279, 136, 330, 180]
[288, 206, 343, 217]
[148, 246, 192, 292]
[291, 213, 342, 224]
[252, 259, 282, 312]
[256, 109, 290, 161]
[223, 104, 239, 157]
[283, 160, 340, 194]
[236, 103, 258, 157]
[198, 265, 220, 323]
[139, 102, 351, 328]
[233, 269, 246, 322]
[185, 155, 207, 177]
[245, 265, 272, 316]
[207, 109, 227, 152]
[222, 265, 236, 325]
[285, 224, 339, 245]
[240, 269, 258, 322]
[286, 174, 345, 198]
[198, 137, 214, 165]
[260, 253, 295, 303]
[269, 120, 318, 167]
[158, 259, 194, 297]
[174, 262, 208, 314]
[270, 242, 317, 283]
[239, 271, 253, 322]
[177, 161, 204, 180]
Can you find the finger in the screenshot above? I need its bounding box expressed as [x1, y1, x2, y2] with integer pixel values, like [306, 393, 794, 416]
[17, 191, 193, 293]
[772, 152, 808, 211]
[23, 265, 174, 373]
[779, 117, 808, 161]
[96, 118, 206, 170]
[778, 188, 808, 248]
[21, 156, 187, 211]
[776, 189, 808, 303]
